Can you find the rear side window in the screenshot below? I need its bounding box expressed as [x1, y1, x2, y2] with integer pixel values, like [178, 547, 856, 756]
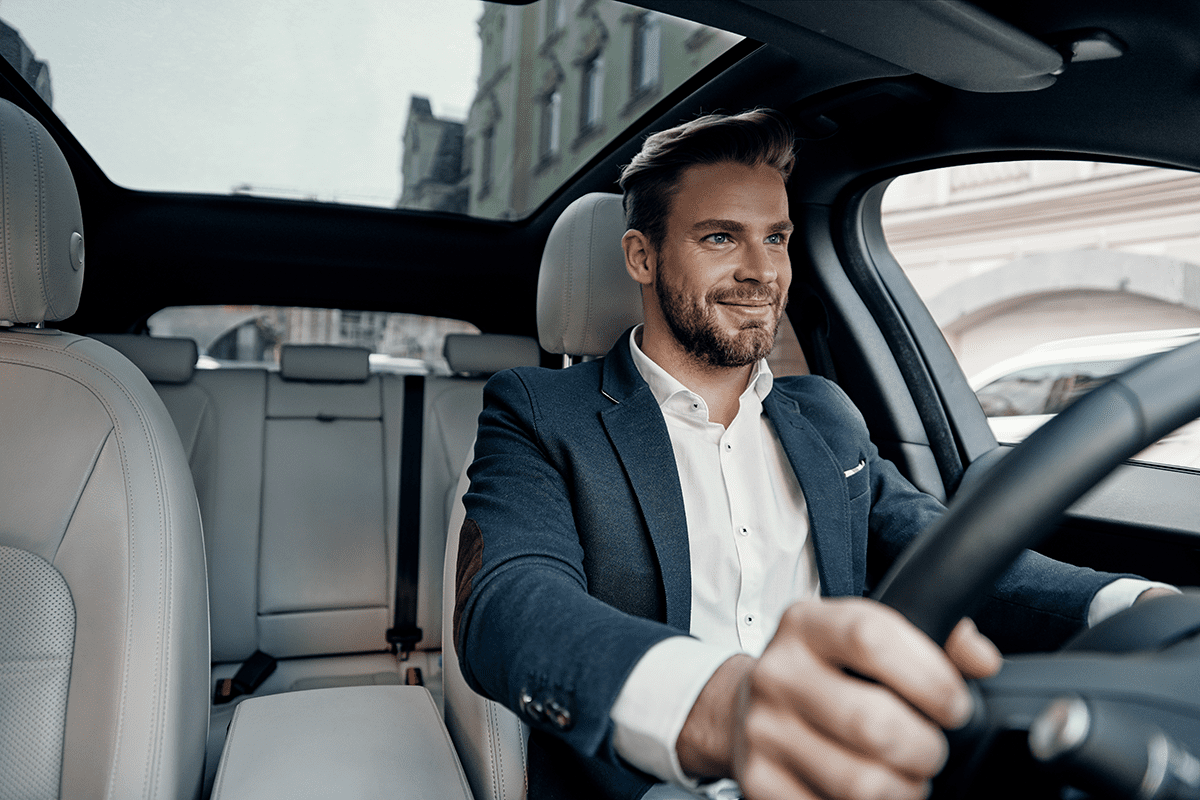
[148, 305, 480, 376]
[880, 161, 1200, 470]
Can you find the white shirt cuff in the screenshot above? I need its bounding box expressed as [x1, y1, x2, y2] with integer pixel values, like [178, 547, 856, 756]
[610, 636, 741, 787]
[1088, 577, 1179, 627]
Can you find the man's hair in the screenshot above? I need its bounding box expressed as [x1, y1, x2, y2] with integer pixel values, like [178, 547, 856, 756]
[617, 109, 796, 250]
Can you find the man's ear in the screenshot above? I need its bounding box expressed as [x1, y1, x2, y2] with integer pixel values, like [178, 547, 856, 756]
[622, 229, 655, 287]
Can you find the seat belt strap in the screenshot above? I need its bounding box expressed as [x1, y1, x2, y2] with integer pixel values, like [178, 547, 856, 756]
[213, 650, 277, 705]
[387, 373, 424, 654]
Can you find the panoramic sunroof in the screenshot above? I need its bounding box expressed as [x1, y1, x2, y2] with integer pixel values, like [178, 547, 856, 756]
[0, 0, 739, 219]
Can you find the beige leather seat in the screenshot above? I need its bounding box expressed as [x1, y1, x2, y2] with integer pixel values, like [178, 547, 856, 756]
[96, 329, 539, 793]
[442, 192, 639, 800]
[0, 98, 209, 798]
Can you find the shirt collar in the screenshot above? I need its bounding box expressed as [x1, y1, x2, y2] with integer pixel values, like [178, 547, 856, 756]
[628, 324, 774, 409]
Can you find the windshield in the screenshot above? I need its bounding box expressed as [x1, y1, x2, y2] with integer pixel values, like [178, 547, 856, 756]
[0, 0, 740, 217]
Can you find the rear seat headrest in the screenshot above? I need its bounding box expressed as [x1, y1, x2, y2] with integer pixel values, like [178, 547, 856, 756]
[92, 334, 198, 384]
[443, 333, 541, 376]
[280, 344, 371, 382]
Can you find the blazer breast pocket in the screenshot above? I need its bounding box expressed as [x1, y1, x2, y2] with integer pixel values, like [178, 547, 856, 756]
[844, 458, 868, 500]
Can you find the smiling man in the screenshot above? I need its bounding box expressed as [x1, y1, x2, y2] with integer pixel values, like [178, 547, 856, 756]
[454, 109, 1166, 800]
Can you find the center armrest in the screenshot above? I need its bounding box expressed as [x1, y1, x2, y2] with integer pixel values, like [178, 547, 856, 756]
[211, 685, 474, 799]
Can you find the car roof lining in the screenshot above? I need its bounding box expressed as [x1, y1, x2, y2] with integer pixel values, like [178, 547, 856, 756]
[641, 0, 1064, 94]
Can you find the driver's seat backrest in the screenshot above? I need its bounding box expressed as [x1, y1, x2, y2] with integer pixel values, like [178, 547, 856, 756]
[442, 192, 638, 800]
[0, 99, 210, 798]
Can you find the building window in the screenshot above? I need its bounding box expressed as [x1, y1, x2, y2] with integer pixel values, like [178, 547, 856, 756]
[580, 54, 605, 134]
[538, 90, 562, 163]
[631, 12, 661, 97]
[479, 127, 495, 197]
[543, 0, 567, 40]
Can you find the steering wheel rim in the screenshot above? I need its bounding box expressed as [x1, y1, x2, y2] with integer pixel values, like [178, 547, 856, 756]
[872, 336, 1200, 646]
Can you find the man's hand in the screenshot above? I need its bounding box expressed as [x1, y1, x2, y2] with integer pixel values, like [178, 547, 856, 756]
[676, 598, 1002, 800]
[1135, 586, 1177, 605]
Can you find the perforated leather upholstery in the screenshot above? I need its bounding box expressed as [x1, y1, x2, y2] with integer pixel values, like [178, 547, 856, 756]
[444, 192, 638, 800]
[0, 99, 209, 799]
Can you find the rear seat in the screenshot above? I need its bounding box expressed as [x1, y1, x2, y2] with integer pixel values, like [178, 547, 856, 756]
[95, 330, 540, 795]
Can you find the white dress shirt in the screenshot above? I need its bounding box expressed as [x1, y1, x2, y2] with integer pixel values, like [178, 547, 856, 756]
[609, 326, 1171, 793]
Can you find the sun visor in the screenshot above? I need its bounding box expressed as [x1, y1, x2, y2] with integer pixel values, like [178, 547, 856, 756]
[706, 0, 1064, 93]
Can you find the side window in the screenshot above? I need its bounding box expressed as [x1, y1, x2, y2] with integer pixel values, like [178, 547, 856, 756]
[881, 161, 1200, 470]
[147, 306, 480, 376]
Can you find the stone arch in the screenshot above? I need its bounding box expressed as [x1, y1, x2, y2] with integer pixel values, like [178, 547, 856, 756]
[923, 251, 1200, 376]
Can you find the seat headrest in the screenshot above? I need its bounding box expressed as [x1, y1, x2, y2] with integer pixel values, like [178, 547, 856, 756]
[536, 193, 642, 357]
[279, 344, 371, 382]
[443, 333, 541, 376]
[0, 99, 85, 327]
[92, 334, 198, 384]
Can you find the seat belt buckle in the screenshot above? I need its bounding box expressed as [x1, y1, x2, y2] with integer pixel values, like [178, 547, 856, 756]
[213, 678, 238, 705]
[386, 625, 423, 655]
[212, 650, 277, 705]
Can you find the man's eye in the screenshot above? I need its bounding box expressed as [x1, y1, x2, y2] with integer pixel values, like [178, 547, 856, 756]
[766, 233, 787, 244]
[704, 233, 730, 244]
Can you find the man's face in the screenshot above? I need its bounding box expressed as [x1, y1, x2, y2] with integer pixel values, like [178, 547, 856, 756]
[651, 161, 793, 368]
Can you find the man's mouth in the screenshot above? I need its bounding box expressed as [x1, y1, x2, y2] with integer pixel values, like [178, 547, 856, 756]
[711, 289, 779, 308]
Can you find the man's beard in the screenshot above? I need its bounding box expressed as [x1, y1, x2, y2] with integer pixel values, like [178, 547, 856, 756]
[654, 265, 785, 368]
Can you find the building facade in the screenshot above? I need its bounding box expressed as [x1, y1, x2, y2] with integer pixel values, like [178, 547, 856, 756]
[400, 0, 739, 220]
[882, 162, 1200, 375]
[398, 96, 468, 213]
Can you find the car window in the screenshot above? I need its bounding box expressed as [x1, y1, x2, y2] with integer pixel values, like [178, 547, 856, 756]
[0, 1, 739, 219]
[148, 305, 480, 376]
[974, 359, 1137, 417]
[880, 161, 1200, 470]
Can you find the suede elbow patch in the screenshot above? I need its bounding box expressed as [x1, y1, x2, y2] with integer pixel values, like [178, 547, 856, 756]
[453, 518, 484, 646]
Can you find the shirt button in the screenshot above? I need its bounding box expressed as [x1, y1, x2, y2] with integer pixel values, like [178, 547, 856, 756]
[743, 614, 755, 626]
[724, 442, 732, 451]
[738, 526, 750, 537]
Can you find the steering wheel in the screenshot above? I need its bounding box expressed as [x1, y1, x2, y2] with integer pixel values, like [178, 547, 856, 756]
[870, 336, 1200, 799]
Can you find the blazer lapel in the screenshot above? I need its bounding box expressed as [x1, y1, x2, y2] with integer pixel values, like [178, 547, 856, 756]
[764, 391, 855, 597]
[598, 335, 692, 632]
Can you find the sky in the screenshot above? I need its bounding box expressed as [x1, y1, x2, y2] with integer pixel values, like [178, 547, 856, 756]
[0, 0, 485, 206]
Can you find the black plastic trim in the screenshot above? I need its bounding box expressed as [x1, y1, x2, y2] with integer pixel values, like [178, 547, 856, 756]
[834, 183, 965, 493]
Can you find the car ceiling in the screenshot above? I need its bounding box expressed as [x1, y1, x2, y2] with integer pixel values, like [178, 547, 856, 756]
[2, 0, 1199, 337]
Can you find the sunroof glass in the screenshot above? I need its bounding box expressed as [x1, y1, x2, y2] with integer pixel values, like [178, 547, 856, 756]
[0, 0, 739, 219]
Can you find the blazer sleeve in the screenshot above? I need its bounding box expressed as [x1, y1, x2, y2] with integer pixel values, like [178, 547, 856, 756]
[454, 368, 684, 763]
[820, 379, 1130, 652]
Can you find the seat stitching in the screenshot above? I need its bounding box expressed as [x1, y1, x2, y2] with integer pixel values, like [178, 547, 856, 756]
[51, 426, 113, 564]
[487, 701, 503, 800]
[1, 109, 15, 322]
[25, 114, 48, 318]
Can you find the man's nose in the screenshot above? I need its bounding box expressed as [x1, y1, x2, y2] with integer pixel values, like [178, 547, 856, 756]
[736, 242, 780, 283]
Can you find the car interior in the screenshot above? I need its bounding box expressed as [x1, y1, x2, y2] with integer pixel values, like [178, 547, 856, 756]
[4, 0, 1200, 798]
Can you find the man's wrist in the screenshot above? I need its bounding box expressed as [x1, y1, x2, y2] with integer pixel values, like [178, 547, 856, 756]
[611, 638, 739, 785]
[677, 654, 755, 780]
[1088, 578, 1179, 627]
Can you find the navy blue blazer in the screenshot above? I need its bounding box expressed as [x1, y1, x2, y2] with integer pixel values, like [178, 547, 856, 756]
[455, 332, 1120, 799]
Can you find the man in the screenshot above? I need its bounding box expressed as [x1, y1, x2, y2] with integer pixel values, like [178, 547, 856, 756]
[454, 109, 1171, 800]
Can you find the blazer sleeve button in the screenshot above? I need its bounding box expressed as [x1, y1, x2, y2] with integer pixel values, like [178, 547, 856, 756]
[546, 699, 573, 730]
